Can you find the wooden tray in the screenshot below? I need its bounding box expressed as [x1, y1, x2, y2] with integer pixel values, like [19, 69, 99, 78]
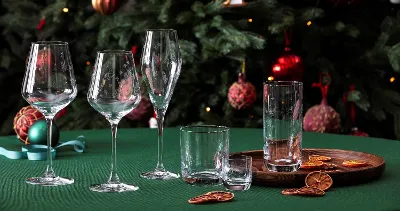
[231, 149, 386, 187]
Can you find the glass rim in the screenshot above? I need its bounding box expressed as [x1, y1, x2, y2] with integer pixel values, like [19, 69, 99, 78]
[31, 41, 68, 45]
[180, 125, 229, 133]
[263, 81, 303, 86]
[97, 50, 132, 54]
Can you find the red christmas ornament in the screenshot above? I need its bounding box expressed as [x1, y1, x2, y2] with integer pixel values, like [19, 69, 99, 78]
[303, 73, 341, 133]
[343, 84, 369, 137]
[272, 29, 303, 81]
[13, 106, 45, 144]
[92, 0, 121, 15]
[126, 96, 153, 121]
[37, 18, 46, 30]
[228, 72, 256, 110]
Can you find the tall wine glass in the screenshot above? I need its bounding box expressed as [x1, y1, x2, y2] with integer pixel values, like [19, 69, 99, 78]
[22, 41, 77, 186]
[87, 50, 141, 192]
[140, 29, 182, 180]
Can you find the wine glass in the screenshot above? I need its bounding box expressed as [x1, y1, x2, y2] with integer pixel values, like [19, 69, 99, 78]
[22, 41, 77, 186]
[140, 29, 182, 180]
[87, 50, 141, 192]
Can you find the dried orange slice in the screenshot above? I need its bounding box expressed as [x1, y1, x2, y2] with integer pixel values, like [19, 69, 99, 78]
[281, 188, 299, 195]
[305, 171, 333, 191]
[188, 195, 217, 204]
[297, 186, 325, 197]
[300, 160, 324, 169]
[342, 160, 368, 168]
[321, 163, 337, 170]
[206, 191, 234, 202]
[309, 155, 332, 162]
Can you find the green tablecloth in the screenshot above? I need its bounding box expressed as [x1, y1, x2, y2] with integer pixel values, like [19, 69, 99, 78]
[0, 128, 399, 211]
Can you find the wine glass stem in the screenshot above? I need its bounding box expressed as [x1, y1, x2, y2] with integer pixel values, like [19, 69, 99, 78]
[45, 118, 55, 177]
[156, 111, 165, 171]
[108, 123, 120, 184]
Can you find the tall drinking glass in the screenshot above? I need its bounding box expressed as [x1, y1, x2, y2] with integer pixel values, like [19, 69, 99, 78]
[140, 29, 182, 180]
[263, 81, 303, 172]
[22, 41, 77, 186]
[87, 50, 141, 192]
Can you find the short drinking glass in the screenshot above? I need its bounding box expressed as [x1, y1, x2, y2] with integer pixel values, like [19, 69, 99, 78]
[180, 126, 229, 186]
[263, 81, 303, 172]
[222, 155, 252, 191]
[22, 41, 77, 186]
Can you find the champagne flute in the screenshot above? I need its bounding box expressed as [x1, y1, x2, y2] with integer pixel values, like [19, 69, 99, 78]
[22, 41, 77, 186]
[87, 50, 141, 192]
[140, 29, 182, 180]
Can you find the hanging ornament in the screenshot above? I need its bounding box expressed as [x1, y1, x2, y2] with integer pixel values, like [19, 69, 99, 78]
[13, 106, 45, 144]
[303, 73, 341, 133]
[222, 0, 248, 7]
[272, 28, 304, 81]
[27, 120, 60, 147]
[37, 18, 46, 30]
[228, 60, 257, 110]
[149, 112, 158, 128]
[343, 85, 369, 137]
[126, 96, 153, 121]
[92, 0, 121, 15]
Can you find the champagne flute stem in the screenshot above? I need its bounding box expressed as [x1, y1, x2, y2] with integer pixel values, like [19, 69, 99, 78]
[155, 110, 165, 171]
[108, 123, 120, 183]
[45, 118, 55, 177]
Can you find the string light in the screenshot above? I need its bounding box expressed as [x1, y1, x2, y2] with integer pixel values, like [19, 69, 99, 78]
[307, 21, 312, 26]
[268, 76, 274, 81]
[390, 77, 395, 83]
[248, 18, 253, 23]
[206, 107, 211, 112]
[86, 61, 91, 65]
[63, 8, 69, 13]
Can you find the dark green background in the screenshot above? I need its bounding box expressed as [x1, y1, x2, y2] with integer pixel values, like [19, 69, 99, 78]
[0, 128, 398, 211]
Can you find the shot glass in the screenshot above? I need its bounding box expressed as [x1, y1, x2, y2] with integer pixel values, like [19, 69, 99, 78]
[222, 155, 252, 191]
[263, 81, 303, 172]
[180, 125, 229, 186]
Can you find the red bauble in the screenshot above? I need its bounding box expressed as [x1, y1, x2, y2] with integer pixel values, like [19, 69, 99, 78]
[348, 127, 369, 137]
[92, 0, 121, 15]
[272, 49, 303, 81]
[228, 73, 256, 110]
[125, 97, 153, 121]
[303, 99, 341, 133]
[13, 106, 45, 144]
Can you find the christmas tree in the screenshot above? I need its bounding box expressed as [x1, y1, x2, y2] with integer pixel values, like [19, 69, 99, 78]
[0, 0, 399, 139]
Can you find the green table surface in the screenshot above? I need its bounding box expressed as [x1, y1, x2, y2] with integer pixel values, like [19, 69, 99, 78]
[0, 128, 399, 211]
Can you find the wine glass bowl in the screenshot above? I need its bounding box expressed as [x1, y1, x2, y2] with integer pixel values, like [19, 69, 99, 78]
[140, 29, 182, 180]
[21, 41, 77, 186]
[87, 50, 141, 192]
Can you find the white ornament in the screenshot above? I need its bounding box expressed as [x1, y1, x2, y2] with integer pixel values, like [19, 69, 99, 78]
[390, 0, 400, 3]
[149, 117, 158, 128]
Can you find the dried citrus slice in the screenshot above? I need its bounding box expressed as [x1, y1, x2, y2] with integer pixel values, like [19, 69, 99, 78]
[305, 171, 333, 191]
[297, 186, 325, 196]
[309, 155, 332, 162]
[281, 188, 299, 195]
[188, 195, 217, 204]
[321, 163, 337, 170]
[206, 191, 234, 202]
[342, 160, 368, 168]
[300, 160, 324, 169]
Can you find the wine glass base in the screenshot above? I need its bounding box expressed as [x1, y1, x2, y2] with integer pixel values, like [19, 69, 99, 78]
[26, 176, 74, 186]
[140, 170, 180, 180]
[90, 183, 139, 193]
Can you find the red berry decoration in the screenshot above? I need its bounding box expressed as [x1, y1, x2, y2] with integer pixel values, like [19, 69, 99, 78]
[126, 96, 153, 121]
[13, 106, 45, 144]
[303, 73, 341, 133]
[228, 73, 256, 110]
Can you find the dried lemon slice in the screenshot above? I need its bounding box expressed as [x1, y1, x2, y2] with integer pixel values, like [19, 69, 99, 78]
[342, 160, 368, 168]
[305, 171, 333, 191]
[309, 155, 332, 162]
[206, 191, 234, 202]
[300, 160, 324, 169]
